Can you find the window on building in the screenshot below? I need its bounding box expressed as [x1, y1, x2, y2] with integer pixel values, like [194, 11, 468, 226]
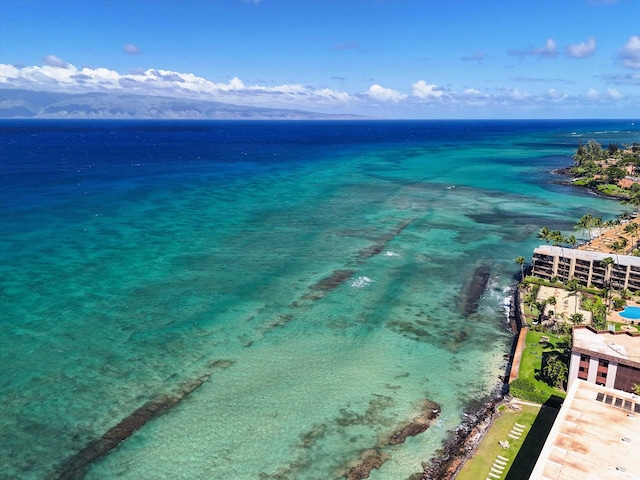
[596, 359, 608, 386]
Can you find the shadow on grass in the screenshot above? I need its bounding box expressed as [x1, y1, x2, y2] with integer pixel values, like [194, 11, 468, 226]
[504, 396, 563, 480]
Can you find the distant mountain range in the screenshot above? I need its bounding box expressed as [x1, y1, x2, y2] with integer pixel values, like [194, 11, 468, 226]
[0, 89, 362, 120]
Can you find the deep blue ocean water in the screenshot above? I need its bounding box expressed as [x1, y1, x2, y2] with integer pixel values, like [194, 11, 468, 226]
[0, 119, 636, 479]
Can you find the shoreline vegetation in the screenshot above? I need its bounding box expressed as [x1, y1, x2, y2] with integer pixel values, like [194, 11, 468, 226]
[553, 139, 640, 200]
[415, 137, 640, 480]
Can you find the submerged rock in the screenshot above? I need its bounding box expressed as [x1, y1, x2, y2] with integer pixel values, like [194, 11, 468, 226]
[338, 399, 442, 480]
[459, 263, 491, 315]
[385, 400, 441, 445]
[358, 218, 414, 259]
[53, 361, 234, 480]
[304, 269, 355, 296]
[345, 450, 392, 480]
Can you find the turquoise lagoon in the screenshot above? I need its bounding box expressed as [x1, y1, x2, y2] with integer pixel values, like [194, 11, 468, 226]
[0, 120, 636, 479]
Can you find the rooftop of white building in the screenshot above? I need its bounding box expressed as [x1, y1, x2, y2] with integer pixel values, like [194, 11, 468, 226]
[530, 379, 640, 480]
[572, 326, 640, 367]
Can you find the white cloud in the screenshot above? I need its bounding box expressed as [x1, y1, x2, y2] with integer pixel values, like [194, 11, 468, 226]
[0, 63, 20, 79]
[586, 88, 599, 99]
[43, 55, 70, 68]
[508, 38, 557, 58]
[498, 88, 530, 101]
[411, 80, 443, 98]
[539, 39, 558, 57]
[1, 59, 636, 117]
[620, 35, 640, 69]
[565, 37, 596, 58]
[462, 88, 488, 98]
[123, 44, 141, 55]
[367, 84, 407, 102]
[607, 88, 623, 99]
[546, 88, 568, 101]
[0, 61, 358, 108]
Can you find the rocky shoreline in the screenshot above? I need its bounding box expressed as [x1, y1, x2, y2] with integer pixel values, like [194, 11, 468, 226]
[415, 394, 504, 480]
[550, 166, 629, 200]
[411, 285, 521, 480]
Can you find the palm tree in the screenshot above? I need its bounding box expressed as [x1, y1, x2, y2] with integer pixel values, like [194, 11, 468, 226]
[514, 256, 526, 282]
[546, 295, 558, 329]
[624, 222, 638, 250]
[544, 354, 568, 389]
[629, 192, 640, 217]
[575, 214, 593, 242]
[565, 235, 577, 249]
[566, 277, 581, 314]
[604, 219, 620, 229]
[612, 237, 628, 262]
[609, 239, 628, 291]
[550, 230, 564, 246]
[601, 256, 615, 290]
[592, 216, 604, 238]
[600, 285, 613, 313]
[621, 199, 630, 217]
[537, 227, 551, 244]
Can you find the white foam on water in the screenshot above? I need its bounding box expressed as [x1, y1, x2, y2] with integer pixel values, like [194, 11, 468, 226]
[351, 276, 375, 288]
[481, 274, 515, 321]
[384, 250, 399, 257]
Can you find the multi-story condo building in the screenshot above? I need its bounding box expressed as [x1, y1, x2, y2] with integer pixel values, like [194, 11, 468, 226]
[568, 326, 640, 392]
[531, 244, 640, 292]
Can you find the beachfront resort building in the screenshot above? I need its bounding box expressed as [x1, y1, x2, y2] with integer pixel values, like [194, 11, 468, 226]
[531, 244, 640, 292]
[567, 326, 640, 393]
[529, 379, 640, 480]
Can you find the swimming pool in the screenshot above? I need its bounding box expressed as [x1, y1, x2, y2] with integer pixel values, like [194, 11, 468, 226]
[619, 306, 640, 319]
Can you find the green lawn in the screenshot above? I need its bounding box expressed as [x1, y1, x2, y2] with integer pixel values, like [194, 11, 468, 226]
[455, 404, 540, 480]
[504, 405, 559, 480]
[512, 329, 567, 404]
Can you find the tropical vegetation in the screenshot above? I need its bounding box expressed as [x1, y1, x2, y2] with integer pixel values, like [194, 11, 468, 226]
[510, 330, 569, 403]
[570, 139, 640, 199]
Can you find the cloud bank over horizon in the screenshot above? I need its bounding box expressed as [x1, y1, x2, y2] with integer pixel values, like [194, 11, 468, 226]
[1, 32, 639, 118]
[2, 0, 639, 118]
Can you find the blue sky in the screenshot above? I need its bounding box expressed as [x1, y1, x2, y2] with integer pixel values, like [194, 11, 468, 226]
[1, 0, 640, 118]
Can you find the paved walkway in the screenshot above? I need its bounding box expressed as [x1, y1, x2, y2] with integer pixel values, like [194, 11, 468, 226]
[508, 327, 528, 384]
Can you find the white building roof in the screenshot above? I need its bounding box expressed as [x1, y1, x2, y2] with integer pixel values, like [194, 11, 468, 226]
[573, 327, 640, 366]
[530, 380, 640, 480]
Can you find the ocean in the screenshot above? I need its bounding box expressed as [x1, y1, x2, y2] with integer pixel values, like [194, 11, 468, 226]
[0, 119, 635, 480]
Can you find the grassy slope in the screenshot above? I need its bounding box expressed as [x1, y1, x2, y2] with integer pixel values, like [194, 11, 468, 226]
[516, 329, 568, 403]
[455, 404, 540, 480]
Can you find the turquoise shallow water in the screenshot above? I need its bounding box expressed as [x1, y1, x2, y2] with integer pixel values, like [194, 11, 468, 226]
[0, 120, 636, 479]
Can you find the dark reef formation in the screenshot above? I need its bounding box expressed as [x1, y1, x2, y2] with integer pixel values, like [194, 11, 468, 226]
[340, 400, 441, 480]
[458, 263, 491, 315]
[358, 218, 415, 259]
[312, 269, 357, 293]
[345, 450, 392, 480]
[53, 360, 234, 480]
